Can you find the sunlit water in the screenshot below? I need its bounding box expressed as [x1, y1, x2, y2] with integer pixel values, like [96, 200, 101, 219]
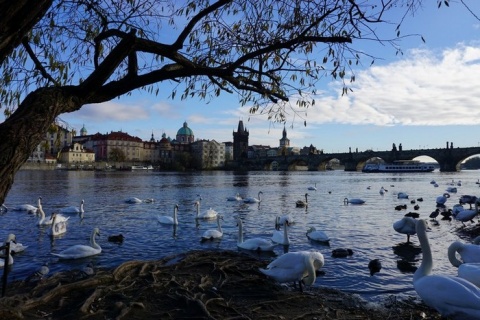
[1, 169, 479, 302]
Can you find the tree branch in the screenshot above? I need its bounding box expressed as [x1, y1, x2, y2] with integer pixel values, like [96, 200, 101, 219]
[22, 37, 58, 86]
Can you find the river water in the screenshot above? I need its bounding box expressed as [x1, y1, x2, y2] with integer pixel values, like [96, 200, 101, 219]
[1, 169, 479, 302]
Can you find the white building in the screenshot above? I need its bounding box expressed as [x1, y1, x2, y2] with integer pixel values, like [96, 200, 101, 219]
[190, 139, 225, 169]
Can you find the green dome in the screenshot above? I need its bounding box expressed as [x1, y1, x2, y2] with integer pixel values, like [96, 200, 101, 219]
[177, 121, 194, 136]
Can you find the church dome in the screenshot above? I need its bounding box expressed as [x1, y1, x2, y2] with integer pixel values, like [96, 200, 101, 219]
[177, 121, 194, 136]
[80, 124, 87, 136]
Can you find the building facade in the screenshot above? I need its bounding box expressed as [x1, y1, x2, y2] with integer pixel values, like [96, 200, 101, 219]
[59, 142, 95, 164]
[190, 139, 225, 169]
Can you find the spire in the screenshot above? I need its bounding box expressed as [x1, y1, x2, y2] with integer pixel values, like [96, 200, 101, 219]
[237, 120, 244, 133]
[282, 125, 287, 138]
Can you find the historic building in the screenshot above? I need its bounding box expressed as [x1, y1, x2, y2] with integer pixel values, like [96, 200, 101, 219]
[190, 139, 226, 169]
[28, 124, 73, 163]
[176, 121, 195, 144]
[158, 133, 173, 164]
[59, 142, 95, 164]
[233, 120, 249, 161]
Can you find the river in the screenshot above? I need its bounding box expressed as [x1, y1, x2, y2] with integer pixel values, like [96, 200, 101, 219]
[1, 169, 479, 302]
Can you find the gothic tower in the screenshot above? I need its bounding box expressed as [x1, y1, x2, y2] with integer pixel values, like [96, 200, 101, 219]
[233, 120, 249, 161]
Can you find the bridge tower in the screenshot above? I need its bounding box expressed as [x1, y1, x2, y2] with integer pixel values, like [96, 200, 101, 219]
[233, 120, 249, 161]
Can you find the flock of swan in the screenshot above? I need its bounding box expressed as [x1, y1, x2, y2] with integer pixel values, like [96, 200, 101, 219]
[4, 176, 480, 319]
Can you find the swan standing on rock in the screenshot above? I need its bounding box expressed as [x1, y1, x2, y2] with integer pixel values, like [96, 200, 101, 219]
[296, 193, 308, 208]
[194, 201, 218, 220]
[158, 204, 179, 225]
[201, 215, 224, 241]
[413, 219, 480, 319]
[236, 218, 276, 251]
[244, 191, 263, 204]
[259, 250, 324, 292]
[51, 228, 101, 259]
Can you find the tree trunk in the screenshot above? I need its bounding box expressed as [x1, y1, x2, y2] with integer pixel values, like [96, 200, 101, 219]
[0, 87, 81, 205]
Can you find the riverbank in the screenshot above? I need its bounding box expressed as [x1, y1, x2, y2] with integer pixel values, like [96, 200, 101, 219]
[0, 250, 441, 319]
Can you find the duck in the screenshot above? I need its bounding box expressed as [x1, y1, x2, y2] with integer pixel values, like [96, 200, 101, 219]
[308, 183, 317, 191]
[226, 193, 242, 201]
[243, 191, 263, 204]
[429, 209, 440, 221]
[296, 193, 308, 208]
[395, 204, 407, 211]
[413, 219, 480, 319]
[306, 226, 330, 243]
[194, 201, 218, 220]
[3, 234, 28, 254]
[108, 234, 125, 243]
[393, 216, 417, 243]
[60, 199, 85, 214]
[48, 212, 67, 237]
[51, 228, 101, 259]
[236, 218, 276, 251]
[368, 259, 382, 276]
[272, 219, 290, 245]
[331, 248, 353, 258]
[343, 198, 365, 205]
[158, 204, 179, 225]
[201, 215, 224, 241]
[259, 250, 324, 292]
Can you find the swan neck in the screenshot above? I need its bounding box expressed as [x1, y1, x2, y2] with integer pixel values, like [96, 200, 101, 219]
[283, 224, 289, 244]
[302, 255, 316, 286]
[237, 221, 243, 244]
[217, 217, 222, 232]
[173, 206, 178, 224]
[447, 242, 463, 267]
[413, 220, 432, 282]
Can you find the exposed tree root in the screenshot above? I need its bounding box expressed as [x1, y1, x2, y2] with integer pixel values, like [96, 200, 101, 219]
[0, 250, 443, 319]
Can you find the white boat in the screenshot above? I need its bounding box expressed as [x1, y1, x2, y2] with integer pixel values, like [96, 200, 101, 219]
[131, 165, 154, 170]
[362, 160, 435, 173]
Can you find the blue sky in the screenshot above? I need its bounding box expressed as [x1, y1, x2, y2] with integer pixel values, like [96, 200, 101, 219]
[59, 2, 480, 155]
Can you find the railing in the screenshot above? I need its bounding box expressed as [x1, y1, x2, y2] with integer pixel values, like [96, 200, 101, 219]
[0, 241, 10, 297]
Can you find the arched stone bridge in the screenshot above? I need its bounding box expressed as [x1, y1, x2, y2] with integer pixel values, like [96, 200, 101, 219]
[242, 146, 480, 172]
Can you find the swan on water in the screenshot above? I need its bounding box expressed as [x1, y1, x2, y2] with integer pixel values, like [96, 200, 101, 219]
[37, 197, 69, 225]
[306, 227, 330, 243]
[194, 201, 218, 220]
[226, 193, 243, 201]
[48, 213, 67, 237]
[393, 216, 417, 243]
[158, 204, 179, 225]
[278, 214, 294, 226]
[236, 218, 276, 251]
[343, 198, 365, 205]
[3, 234, 28, 254]
[413, 219, 480, 319]
[51, 228, 101, 259]
[125, 197, 143, 204]
[60, 199, 85, 214]
[272, 219, 290, 245]
[397, 192, 409, 199]
[436, 193, 450, 206]
[201, 215, 224, 241]
[244, 191, 263, 204]
[308, 183, 317, 191]
[259, 250, 324, 292]
[296, 193, 308, 208]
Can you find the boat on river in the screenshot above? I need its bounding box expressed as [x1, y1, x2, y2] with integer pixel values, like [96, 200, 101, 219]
[131, 165, 154, 170]
[362, 160, 435, 173]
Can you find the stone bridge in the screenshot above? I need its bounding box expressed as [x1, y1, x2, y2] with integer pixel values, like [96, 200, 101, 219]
[241, 146, 480, 172]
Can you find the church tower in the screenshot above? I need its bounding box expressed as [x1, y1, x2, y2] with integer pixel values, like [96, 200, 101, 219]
[233, 120, 249, 161]
[279, 126, 290, 148]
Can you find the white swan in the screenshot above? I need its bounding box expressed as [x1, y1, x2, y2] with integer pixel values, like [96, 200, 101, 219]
[393, 216, 417, 243]
[259, 250, 324, 291]
[452, 202, 479, 226]
[0, 250, 13, 267]
[244, 191, 263, 204]
[3, 234, 28, 254]
[343, 197, 365, 205]
[448, 240, 480, 265]
[296, 193, 308, 208]
[413, 219, 480, 319]
[194, 201, 218, 220]
[226, 193, 242, 201]
[397, 192, 409, 199]
[306, 227, 330, 243]
[272, 219, 290, 245]
[456, 263, 480, 288]
[60, 199, 85, 214]
[436, 193, 450, 206]
[48, 213, 67, 237]
[158, 204, 179, 225]
[236, 218, 276, 251]
[51, 228, 101, 259]
[125, 197, 143, 204]
[12, 203, 37, 214]
[308, 183, 317, 191]
[201, 215, 224, 241]
[278, 214, 294, 226]
[37, 199, 69, 225]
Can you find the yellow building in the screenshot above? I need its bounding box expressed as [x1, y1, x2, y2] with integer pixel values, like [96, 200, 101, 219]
[59, 142, 95, 164]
